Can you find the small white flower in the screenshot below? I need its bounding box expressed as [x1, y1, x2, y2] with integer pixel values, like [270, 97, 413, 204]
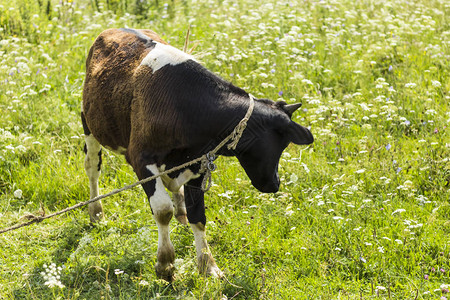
[392, 209, 406, 215]
[114, 269, 124, 275]
[431, 80, 441, 87]
[301, 163, 310, 173]
[41, 262, 65, 289]
[290, 173, 298, 183]
[218, 190, 233, 199]
[13, 189, 22, 199]
[139, 280, 149, 286]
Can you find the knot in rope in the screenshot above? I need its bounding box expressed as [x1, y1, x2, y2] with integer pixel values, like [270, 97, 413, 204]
[200, 153, 216, 191]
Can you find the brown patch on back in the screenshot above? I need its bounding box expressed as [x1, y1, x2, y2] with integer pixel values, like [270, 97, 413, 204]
[82, 29, 167, 151]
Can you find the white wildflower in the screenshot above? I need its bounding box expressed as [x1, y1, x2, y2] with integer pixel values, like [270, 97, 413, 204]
[13, 189, 23, 199]
[114, 269, 124, 275]
[290, 173, 299, 183]
[301, 162, 310, 173]
[41, 263, 65, 289]
[218, 190, 234, 199]
[139, 280, 149, 286]
[431, 80, 441, 87]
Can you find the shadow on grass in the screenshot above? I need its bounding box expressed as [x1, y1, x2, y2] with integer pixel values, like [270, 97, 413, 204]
[10, 217, 260, 299]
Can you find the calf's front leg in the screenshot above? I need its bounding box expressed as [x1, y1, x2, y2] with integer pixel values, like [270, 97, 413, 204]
[173, 187, 188, 225]
[138, 164, 175, 281]
[185, 181, 223, 278]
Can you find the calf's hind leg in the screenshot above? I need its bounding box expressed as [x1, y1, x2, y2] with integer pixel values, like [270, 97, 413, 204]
[82, 112, 104, 223]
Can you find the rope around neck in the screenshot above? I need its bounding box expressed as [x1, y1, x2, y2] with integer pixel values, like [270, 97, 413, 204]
[200, 94, 255, 190]
[0, 94, 256, 234]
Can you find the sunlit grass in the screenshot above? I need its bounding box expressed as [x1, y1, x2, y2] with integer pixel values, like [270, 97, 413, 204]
[0, 0, 449, 298]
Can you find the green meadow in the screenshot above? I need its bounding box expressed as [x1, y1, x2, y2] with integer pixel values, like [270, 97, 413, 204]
[0, 0, 449, 298]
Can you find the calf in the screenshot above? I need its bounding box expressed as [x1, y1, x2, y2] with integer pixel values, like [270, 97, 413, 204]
[82, 28, 314, 281]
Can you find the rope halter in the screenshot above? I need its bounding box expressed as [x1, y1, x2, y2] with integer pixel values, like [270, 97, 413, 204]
[200, 94, 255, 191]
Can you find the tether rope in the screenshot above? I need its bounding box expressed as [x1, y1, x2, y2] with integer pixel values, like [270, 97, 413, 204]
[0, 95, 255, 234]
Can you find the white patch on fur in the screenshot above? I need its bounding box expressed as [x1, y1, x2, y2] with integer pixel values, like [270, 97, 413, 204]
[153, 164, 199, 193]
[166, 169, 200, 193]
[191, 223, 209, 258]
[190, 222, 223, 277]
[146, 164, 172, 213]
[146, 164, 174, 258]
[84, 134, 101, 196]
[140, 42, 195, 73]
[84, 134, 104, 221]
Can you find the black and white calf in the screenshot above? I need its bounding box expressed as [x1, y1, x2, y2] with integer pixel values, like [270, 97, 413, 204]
[81, 28, 314, 281]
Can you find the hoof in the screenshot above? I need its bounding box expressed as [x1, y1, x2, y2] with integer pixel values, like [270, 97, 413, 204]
[175, 214, 189, 225]
[206, 265, 224, 278]
[88, 202, 104, 223]
[89, 212, 104, 224]
[199, 254, 224, 278]
[155, 262, 175, 282]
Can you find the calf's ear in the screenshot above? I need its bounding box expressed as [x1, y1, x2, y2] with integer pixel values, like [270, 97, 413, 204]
[286, 121, 314, 145]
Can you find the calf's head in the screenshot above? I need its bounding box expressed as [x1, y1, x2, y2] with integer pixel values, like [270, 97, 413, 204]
[235, 100, 314, 193]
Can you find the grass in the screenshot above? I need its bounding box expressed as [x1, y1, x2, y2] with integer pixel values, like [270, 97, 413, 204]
[0, 0, 449, 298]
